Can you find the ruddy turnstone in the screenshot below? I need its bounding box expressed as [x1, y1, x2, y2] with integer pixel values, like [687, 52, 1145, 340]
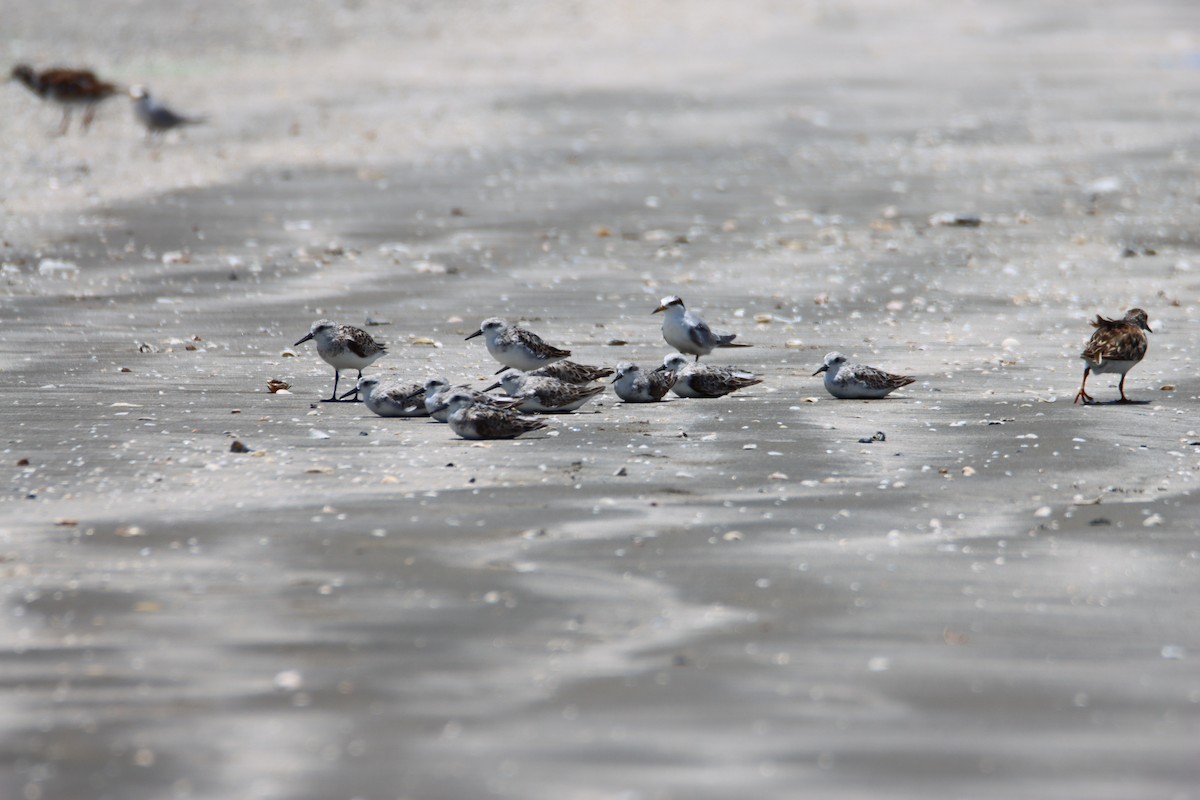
[128, 85, 205, 135]
[813, 352, 915, 399]
[10, 64, 121, 134]
[293, 319, 387, 402]
[525, 360, 614, 384]
[653, 295, 749, 361]
[1074, 308, 1151, 404]
[339, 376, 427, 417]
[611, 361, 676, 402]
[419, 377, 517, 422]
[466, 318, 571, 371]
[659, 354, 762, 398]
[487, 370, 605, 413]
[434, 391, 548, 440]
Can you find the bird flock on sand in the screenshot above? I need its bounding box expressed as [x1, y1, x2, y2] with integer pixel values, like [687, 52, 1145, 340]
[8, 63, 204, 137]
[292, 296, 1153, 440]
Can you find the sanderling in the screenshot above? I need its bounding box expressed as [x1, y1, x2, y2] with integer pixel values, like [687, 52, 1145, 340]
[10, 64, 121, 134]
[659, 354, 762, 398]
[611, 361, 676, 403]
[128, 85, 205, 136]
[653, 295, 749, 361]
[293, 319, 387, 402]
[525, 360, 614, 384]
[420, 377, 517, 422]
[487, 370, 605, 413]
[466, 318, 570, 371]
[1074, 308, 1151, 404]
[339, 376, 428, 417]
[434, 391, 548, 440]
[813, 352, 915, 399]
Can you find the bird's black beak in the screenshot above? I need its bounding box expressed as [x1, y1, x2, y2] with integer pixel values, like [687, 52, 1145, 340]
[465, 329, 483, 340]
[338, 387, 359, 400]
[812, 365, 829, 377]
[481, 381, 502, 393]
[430, 401, 449, 414]
[493, 366, 508, 375]
[294, 332, 314, 346]
[610, 374, 621, 384]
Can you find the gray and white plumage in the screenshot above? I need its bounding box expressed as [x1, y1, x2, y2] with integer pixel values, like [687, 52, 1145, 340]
[421, 377, 515, 422]
[490, 370, 605, 413]
[611, 361, 676, 403]
[128, 85, 204, 134]
[653, 295, 749, 361]
[659, 354, 762, 398]
[813, 352, 915, 399]
[294, 319, 387, 401]
[1074, 308, 1151, 404]
[525, 360, 614, 384]
[436, 391, 548, 440]
[466, 317, 570, 371]
[340, 376, 427, 417]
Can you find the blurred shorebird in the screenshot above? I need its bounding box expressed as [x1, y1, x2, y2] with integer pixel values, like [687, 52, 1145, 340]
[128, 85, 205, 136]
[10, 63, 121, 134]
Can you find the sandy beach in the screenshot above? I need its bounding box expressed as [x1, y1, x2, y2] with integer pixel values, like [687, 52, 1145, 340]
[2, 1, 1200, 798]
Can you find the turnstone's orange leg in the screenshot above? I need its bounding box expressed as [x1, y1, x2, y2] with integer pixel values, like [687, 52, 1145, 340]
[1117, 373, 1131, 403]
[1073, 368, 1093, 404]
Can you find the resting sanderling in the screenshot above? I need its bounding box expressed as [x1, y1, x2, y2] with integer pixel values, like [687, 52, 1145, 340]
[466, 318, 570, 371]
[487, 370, 604, 413]
[526, 360, 614, 384]
[1074, 308, 1151, 404]
[340, 376, 428, 417]
[420, 377, 517, 422]
[813, 352, 915, 399]
[294, 319, 387, 401]
[659, 353, 762, 398]
[434, 391, 548, 440]
[653, 295, 749, 361]
[611, 361, 676, 403]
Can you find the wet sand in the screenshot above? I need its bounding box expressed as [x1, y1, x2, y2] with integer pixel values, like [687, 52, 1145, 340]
[3, 1, 1200, 798]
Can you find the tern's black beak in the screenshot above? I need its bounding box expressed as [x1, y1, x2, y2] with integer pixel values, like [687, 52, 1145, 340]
[465, 329, 483, 340]
[812, 365, 829, 377]
[294, 332, 314, 346]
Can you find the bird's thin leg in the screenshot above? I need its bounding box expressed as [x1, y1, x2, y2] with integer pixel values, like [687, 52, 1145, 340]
[81, 104, 96, 132]
[1073, 368, 1093, 405]
[694, 354, 701, 363]
[56, 108, 71, 136]
[323, 370, 341, 402]
[1117, 373, 1131, 403]
[351, 370, 364, 402]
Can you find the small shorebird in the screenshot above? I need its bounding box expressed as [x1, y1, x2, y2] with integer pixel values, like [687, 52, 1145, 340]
[294, 319, 387, 402]
[813, 352, 915, 399]
[418, 377, 518, 422]
[434, 391, 548, 440]
[653, 295, 749, 361]
[659, 354, 762, 398]
[339, 376, 427, 417]
[526, 360, 614, 384]
[467, 318, 570, 371]
[611, 361, 676, 403]
[486, 370, 605, 413]
[1074, 308, 1151, 404]
[128, 85, 205, 136]
[10, 64, 121, 134]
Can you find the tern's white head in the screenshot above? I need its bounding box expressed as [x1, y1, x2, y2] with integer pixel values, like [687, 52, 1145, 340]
[661, 354, 690, 373]
[653, 295, 685, 314]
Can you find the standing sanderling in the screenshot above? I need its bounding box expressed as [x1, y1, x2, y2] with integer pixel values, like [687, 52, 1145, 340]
[420, 377, 518, 422]
[293, 319, 387, 402]
[466, 318, 571, 371]
[813, 352, 915, 399]
[340, 376, 428, 417]
[1074, 308, 1151, 404]
[611, 361, 676, 403]
[526, 360, 614, 384]
[434, 391, 549, 440]
[486, 370, 605, 413]
[653, 295, 749, 361]
[659, 354, 762, 398]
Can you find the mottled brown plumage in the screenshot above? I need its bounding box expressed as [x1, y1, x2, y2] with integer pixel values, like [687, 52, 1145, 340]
[1074, 308, 1151, 404]
[11, 64, 121, 134]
